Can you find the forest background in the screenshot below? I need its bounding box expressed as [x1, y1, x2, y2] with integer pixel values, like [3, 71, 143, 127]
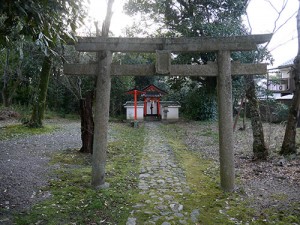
[0, 0, 299, 157]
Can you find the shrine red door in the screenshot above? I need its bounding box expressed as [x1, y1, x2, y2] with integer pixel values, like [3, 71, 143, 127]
[146, 101, 158, 115]
[144, 98, 161, 117]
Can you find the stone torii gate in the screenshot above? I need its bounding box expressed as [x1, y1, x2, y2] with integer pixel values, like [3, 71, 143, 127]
[64, 34, 272, 192]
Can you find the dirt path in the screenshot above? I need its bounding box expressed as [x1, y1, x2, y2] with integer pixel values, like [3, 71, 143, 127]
[127, 122, 200, 224]
[0, 120, 81, 224]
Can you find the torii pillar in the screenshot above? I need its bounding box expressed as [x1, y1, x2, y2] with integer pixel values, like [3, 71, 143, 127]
[217, 51, 234, 191]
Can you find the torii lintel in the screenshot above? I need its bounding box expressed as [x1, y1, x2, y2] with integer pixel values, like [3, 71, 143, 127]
[74, 34, 272, 52]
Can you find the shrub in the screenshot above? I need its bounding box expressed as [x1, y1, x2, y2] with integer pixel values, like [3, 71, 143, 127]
[182, 88, 217, 121]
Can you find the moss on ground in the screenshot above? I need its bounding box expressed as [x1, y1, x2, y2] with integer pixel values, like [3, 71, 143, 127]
[0, 124, 58, 141]
[14, 122, 145, 225]
[11, 121, 299, 224]
[161, 123, 300, 225]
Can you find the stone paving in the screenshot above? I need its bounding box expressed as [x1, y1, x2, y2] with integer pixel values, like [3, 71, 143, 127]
[126, 122, 200, 225]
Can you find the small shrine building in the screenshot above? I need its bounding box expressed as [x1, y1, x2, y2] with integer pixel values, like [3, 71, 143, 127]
[124, 84, 181, 121]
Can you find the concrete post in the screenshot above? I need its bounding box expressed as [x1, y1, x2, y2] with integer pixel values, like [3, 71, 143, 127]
[91, 51, 112, 189]
[217, 50, 235, 192]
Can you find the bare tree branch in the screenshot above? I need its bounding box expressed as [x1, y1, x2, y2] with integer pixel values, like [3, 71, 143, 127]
[263, 0, 296, 50]
[269, 34, 298, 52]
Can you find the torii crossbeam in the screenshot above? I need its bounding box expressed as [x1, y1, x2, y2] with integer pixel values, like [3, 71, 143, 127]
[64, 34, 272, 192]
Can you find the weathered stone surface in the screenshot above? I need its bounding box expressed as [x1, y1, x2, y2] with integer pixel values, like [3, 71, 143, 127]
[126, 217, 136, 225]
[139, 173, 151, 179]
[190, 209, 200, 222]
[217, 50, 235, 191]
[170, 203, 183, 212]
[75, 34, 272, 52]
[161, 222, 171, 225]
[179, 220, 188, 224]
[156, 50, 171, 74]
[64, 63, 267, 76]
[126, 123, 198, 224]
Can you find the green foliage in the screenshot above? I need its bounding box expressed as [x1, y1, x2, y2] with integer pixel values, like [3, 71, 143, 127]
[110, 76, 134, 117]
[0, 0, 88, 127]
[0, 40, 42, 107]
[47, 74, 81, 115]
[113, 52, 158, 90]
[252, 77, 289, 123]
[272, 102, 289, 122]
[15, 123, 145, 225]
[124, 0, 248, 37]
[232, 76, 246, 110]
[182, 87, 217, 121]
[0, 0, 87, 50]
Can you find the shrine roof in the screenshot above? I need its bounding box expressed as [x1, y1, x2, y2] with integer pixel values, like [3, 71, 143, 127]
[142, 84, 168, 95]
[142, 93, 163, 97]
[125, 87, 145, 95]
[123, 101, 144, 106]
[124, 101, 180, 107]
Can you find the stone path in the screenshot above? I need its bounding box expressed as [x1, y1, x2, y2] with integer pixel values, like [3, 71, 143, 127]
[127, 122, 200, 225]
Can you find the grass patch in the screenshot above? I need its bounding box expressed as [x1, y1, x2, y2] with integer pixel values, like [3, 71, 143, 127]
[200, 129, 219, 142]
[0, 124, 58, 141]
[161, 123, 299, 225]
[15, 122, 145, 225]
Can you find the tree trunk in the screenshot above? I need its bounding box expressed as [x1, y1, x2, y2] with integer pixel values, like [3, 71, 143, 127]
[2, 48, 10, 107]
[245, 75, 268, 160]
[2, 87, 10, 107]
[280, 60, 300, 155]
[79, 0, 114, 158]
[1, 48, 24, 107]
[91, 51, 112, 188]
[280, 4, 300, 155]
[29, 55, 52, 127]
[79, 91, 94, 154]
[91, 0, 114, 189]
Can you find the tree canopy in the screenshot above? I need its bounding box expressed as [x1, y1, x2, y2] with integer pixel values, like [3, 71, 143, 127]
[0, 0, 87, 50]
[124, 0, 249, 37]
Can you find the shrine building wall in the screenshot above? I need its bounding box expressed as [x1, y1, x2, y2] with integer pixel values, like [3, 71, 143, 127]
[124, 105, 144, 120]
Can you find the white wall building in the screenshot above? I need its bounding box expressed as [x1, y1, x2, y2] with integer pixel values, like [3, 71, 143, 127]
[124, 101, 181, 121]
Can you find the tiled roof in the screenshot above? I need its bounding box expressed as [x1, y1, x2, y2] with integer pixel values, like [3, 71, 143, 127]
[124, 101, 181, 106]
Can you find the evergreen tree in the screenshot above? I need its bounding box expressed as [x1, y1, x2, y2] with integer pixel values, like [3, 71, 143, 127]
[0, 0, 87, 127]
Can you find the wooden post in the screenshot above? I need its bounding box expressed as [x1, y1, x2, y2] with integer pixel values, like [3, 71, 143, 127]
[134, 89, 137, 120]
[91, 51, 112, 189]
[217, 51, 235, 192]
[144, 98, 147, 117]
[157, 98, 160, 117]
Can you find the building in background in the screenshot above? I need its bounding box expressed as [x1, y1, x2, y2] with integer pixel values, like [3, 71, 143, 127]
[124, 84, 181, 121]
[266, 59, 299, 126]
[267, 59, 295, 100]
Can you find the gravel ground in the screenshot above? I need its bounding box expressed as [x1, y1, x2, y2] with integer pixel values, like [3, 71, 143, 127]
[0, 119, 81, 224]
